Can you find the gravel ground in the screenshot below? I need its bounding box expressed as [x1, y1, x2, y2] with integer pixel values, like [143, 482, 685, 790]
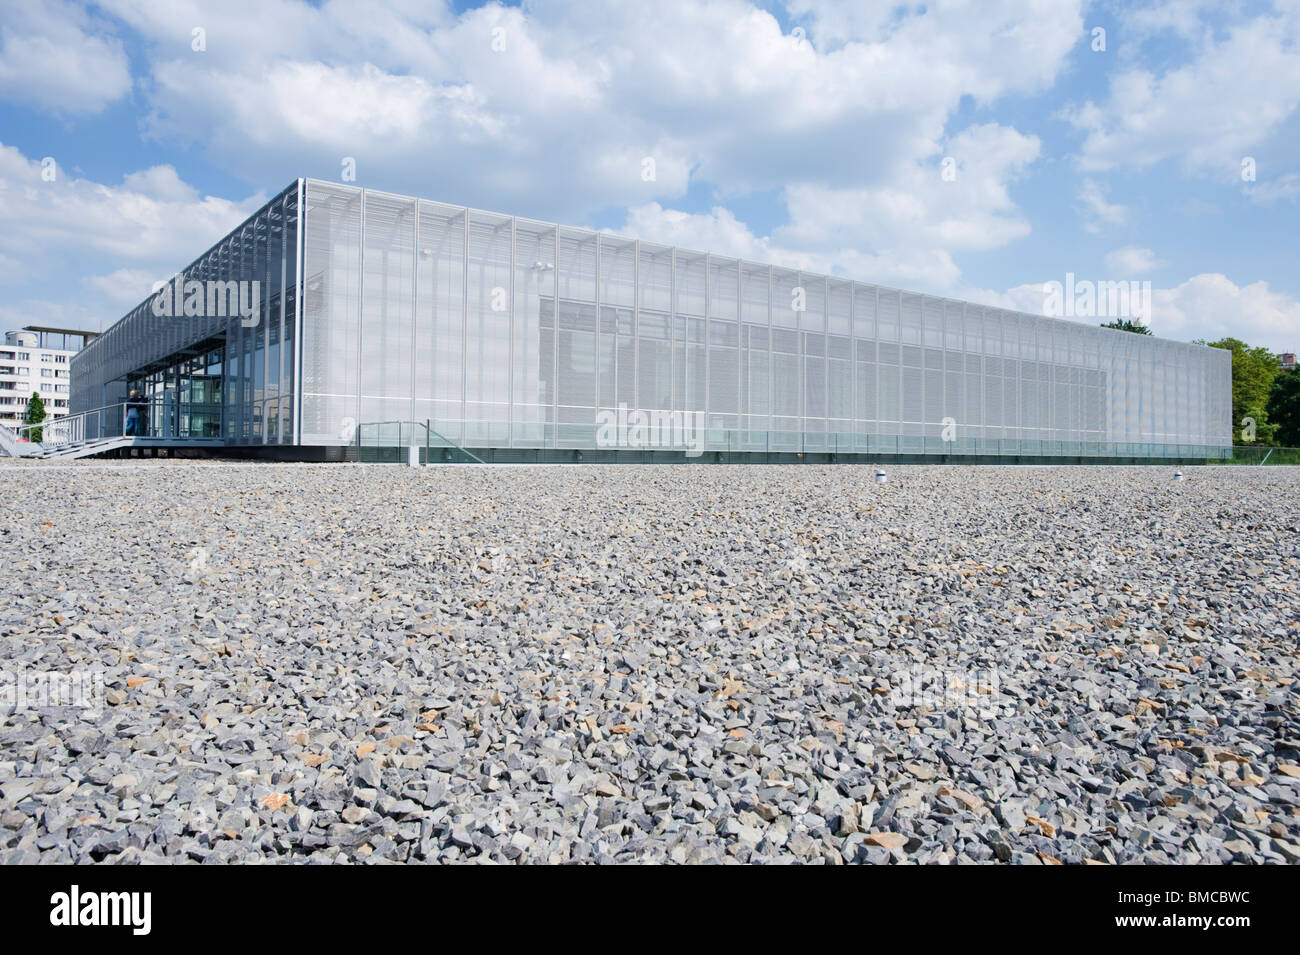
[1, 462, 1298, 865]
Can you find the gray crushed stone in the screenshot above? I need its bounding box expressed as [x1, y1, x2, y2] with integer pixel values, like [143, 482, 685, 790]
[0, 462, 1297, 865]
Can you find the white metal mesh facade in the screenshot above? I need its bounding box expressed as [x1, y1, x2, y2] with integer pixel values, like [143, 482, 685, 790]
[298, 181, 1231, 456]
[75, 178, 1233, 457]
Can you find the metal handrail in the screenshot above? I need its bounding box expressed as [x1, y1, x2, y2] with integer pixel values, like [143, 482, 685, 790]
[14, 402, 133, 450]
[363, 418, 1300, 463]
[0, 420, 32, 457]
[356, 419, 485, 464]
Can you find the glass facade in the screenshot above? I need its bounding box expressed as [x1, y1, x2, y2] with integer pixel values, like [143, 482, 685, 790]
[73, 178, 1233, 458]
[72, 182, 300, 445]
[131, 347, 223, 438]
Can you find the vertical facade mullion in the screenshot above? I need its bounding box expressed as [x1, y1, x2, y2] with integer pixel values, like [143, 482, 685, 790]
[356, 192, 366, 443]
[262, 211, 271, 444]
[872, 286, 879, 448]
[822, 275, 829, 443]
[293, 180, 304, 446]
[553, 226, 560, 443]
[508, 218, 516, 449]
[939, 296, 948, 449]
[593, 233, 601, 434]
[236, 226, 246, 443]
[957, 301, 966, 448]
[666, 245, 672, 429]
[1005, 313, 1013, 447]
[703, 253, 710, 432]
[736, 260, 742, 438]
[632, 240, 639, 422]
[978, 308, 984, 449]
[767, 266, 773, 437]
[462, 209, 470, 440]
[849, 282, 856, 443]
[246, 220, 255, 443]
[790, 272, 800, 428]
[877, 287, 886, 444]
[917, 296, 924, 450]
[410, 199, 419, 434]
[278, 195, 288, 444]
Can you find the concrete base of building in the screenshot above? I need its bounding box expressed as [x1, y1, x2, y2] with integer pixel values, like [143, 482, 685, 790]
[80, 442, 1215, 466]
[102, 445, 219, 459]
[358, 444, 1216, 467]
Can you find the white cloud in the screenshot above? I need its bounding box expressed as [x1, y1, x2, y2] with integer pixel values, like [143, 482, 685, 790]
[622, 203, 768, 261]
[621, 122, 1040, 291]
[1152, 273, 1300, 351]
[1064, 6, 1300, 175]
[83, 268, 173, 305]
[965, 281, 1058, 316]
[778, 124, 1039, 252]
[972, 273, 1300, 354]
[0, 143, 265, 298]
[1077, 178, 1128, 233]
[623, 198, 969, 290]
[0, 0, 132, 113]
[1104, 246, 1160, 275]
[1245, 172, 1300, 204]
[82, 0, 1079, 227]
[787, 0, 1084, 101]
[120, 166, 200, 203]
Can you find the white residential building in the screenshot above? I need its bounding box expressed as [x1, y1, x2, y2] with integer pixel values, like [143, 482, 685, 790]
[0, 330, 78, 430]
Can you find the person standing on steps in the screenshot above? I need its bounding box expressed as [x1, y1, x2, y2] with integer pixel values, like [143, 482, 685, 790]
[125, 389, 147, 436]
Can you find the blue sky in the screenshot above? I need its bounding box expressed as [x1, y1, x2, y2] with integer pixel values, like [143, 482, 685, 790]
[1, 0, 1298, 350]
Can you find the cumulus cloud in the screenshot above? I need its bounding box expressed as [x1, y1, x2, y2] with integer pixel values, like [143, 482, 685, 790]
[84, 0, 1079, 226]
[1152, 274, 1300, 351]
[0, 0, 132, 113]
[0, 143, 265, 303]
[969, 274, 1300, 354]
[965, 281, 1058, 316]
[620, 122, 1039, 290]
[622, 203, 769, 261]
[1063, 4, 1300, 175]
[120, 166, 200, 203]
[83, 268, 174, 305]
[1077, 178, 1128, 233]
[1245, 172, 1300, 204]
[1104, 246, 1160, 275]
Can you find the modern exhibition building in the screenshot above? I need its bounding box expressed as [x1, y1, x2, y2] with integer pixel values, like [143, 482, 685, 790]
[71, 178, 1233, 462]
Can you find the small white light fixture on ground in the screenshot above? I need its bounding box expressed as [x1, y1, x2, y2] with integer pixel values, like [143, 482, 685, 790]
[1172, 470, 1184, 481]
[875, 469, 888, 484]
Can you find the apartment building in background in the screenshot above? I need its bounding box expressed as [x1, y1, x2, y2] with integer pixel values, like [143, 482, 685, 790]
[0, 328, 96, 430]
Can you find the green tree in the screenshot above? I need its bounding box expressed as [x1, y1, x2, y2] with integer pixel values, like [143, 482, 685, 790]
[1200, 338, 1280, 443]
[1268, 369, 1300, 447]
[1100, 319, 1152, 334]
[24, 392, 46, 443]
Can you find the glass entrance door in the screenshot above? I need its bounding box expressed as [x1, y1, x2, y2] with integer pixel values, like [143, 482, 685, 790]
[128, 343, 225, 439]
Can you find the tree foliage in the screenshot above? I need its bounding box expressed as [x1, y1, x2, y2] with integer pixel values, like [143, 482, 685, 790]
[25, 391, 46, 443]
[1268, 369, 1300, 448]
[1100, 319, 1152, 334]
[1201, 338, 1280, 444]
